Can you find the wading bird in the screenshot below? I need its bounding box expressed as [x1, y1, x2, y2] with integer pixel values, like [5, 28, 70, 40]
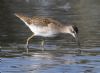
[15, 13, 80, 54]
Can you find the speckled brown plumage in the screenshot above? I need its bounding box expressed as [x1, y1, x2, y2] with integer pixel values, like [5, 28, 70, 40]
[14, 13, 63, 27]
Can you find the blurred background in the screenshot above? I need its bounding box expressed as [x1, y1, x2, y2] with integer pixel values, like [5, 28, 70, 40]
[0, 0, 100, 73]
[0, 0, 100, 50]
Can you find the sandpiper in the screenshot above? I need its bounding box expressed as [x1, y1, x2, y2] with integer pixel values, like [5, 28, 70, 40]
[14, 13, 80, 54]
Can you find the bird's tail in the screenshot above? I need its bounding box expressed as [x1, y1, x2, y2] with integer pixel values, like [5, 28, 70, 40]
[14, 13, 25, 19]
[14, 13, 32, 25]
[14, 13, 28, 21]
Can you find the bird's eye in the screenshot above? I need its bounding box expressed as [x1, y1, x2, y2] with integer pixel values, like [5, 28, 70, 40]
[72, 31, 75, 33]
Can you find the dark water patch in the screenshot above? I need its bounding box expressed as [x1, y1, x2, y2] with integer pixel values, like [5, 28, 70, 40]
[0, 47, 100, 58]
[78, 60, 90, 64]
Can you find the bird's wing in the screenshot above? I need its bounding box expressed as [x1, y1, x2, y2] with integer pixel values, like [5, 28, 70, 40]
[31, 17, 51, 26]
[14, 13, 63, 27]
[31, 17, 62, 27]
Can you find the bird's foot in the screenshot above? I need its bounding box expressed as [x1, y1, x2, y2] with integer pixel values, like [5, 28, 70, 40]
[77, 48, 81, 56]
[41, 47, 45, 52]
[41, 39, 45, 51]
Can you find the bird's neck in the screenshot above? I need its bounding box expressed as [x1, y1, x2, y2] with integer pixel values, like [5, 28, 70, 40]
[60, 26, 70, 34]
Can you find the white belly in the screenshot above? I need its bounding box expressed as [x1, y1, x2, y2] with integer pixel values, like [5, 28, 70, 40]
[28, 25, 57, 37]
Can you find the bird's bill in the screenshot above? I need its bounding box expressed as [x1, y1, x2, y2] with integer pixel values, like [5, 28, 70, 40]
[72, 33, 80, 47]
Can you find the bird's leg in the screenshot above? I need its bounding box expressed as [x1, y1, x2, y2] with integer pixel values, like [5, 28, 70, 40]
[0, 46, 1, 52]
[41, 39, 45, 51]
[76, 34, 81, 55]
[26, 34, 34, 54]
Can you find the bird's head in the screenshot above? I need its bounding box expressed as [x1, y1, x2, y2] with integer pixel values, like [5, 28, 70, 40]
[69, 25, 78, 38]
[70, 25, 80, 47]
[64, 25, 80, 47]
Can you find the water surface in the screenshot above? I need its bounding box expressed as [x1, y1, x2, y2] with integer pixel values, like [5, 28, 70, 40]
[0, 0, 100, 73]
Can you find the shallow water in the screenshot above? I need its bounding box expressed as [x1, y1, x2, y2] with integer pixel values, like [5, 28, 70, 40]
[0, 0, 100, 73]
[0, 51, 100, 73]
